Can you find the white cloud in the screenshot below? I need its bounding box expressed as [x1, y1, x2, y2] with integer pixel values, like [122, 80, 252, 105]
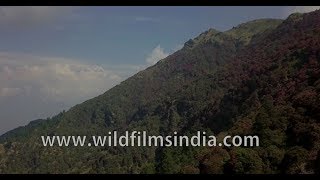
[283, 6, 320, 17]
[134, 16, 158, 22]
[145, 45, 169, 65]
[0, 52, 125, 102]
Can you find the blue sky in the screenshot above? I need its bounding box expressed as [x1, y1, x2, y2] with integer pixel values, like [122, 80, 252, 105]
[0, 6, 303, 65]
[0, 6, 319, 135]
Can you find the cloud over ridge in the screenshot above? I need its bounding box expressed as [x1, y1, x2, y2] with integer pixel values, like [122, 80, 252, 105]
[0, 52, 126, 134]
[145, 45, 169, 65]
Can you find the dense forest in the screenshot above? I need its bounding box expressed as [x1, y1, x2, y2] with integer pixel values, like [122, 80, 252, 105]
[0, 10, 320, 174]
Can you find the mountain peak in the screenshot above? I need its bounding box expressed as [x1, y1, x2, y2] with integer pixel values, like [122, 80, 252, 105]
[225, 18, 283, 45]
[285, 12, 304, 23]
[184, 18, 283, 49]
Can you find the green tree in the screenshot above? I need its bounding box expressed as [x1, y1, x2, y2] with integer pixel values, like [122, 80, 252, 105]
[282, 146, 308, 174]
[227, 148, 264, 174]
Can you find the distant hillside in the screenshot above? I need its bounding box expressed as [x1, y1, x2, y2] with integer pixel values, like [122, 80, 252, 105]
[0, 10, 320, 174]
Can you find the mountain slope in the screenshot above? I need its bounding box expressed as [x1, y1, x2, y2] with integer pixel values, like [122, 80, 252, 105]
[1, 11, 320, 174]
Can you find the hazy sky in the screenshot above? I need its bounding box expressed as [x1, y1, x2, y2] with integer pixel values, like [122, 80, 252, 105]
[0, 6, 319, 135]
